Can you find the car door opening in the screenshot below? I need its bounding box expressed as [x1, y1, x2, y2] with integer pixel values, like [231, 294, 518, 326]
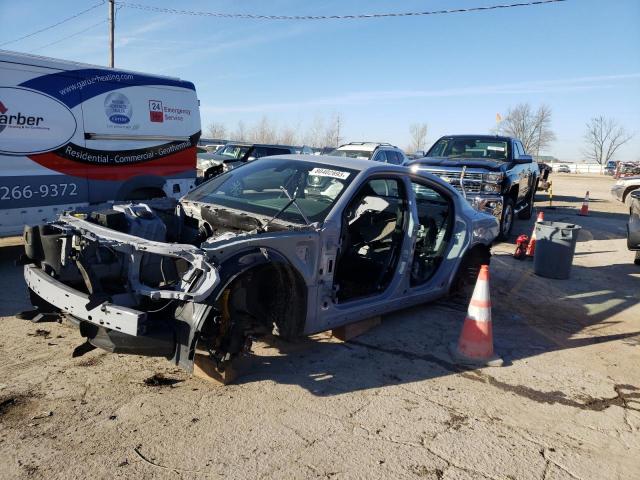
[334, 178, 408, 302]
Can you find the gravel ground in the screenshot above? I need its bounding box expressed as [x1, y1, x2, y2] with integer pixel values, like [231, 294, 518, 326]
[0, 173, 638, 480]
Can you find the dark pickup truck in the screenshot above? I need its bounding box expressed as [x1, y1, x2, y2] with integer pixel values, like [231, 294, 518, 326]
[406, 135, 540, 239]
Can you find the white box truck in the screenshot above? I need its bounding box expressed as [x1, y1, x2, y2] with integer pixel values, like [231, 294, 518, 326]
[0, 50, 201, 236]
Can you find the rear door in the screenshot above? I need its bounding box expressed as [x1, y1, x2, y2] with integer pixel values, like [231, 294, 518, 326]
[332, 176, 409, 302]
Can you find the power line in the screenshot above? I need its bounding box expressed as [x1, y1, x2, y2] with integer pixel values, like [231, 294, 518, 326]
[31, 20, 108, 53]
[113, 0, 567, 21]
[0, 1, 105, 48]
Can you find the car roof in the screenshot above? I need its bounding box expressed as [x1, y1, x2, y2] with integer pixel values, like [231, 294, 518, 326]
[263, 154, 408, 172]
[335, 142, 397, 152]
[224, 142, 296, 148]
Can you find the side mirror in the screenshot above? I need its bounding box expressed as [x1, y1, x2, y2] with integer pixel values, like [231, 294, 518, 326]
[517, 154, 533, 163]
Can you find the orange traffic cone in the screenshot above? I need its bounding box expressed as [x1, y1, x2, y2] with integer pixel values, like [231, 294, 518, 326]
[525, 211, 545, 257]
[449, 265, 503, 367]
[578, 191, 589, 216]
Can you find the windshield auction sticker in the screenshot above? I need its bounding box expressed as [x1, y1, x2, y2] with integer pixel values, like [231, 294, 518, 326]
[309, 167, 350, 180]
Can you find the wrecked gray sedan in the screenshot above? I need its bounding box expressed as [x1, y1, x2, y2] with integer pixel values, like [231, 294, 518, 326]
[21, 155, 499, 375]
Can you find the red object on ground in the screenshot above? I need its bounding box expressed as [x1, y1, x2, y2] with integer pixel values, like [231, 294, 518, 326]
[513, 234, 529, 260]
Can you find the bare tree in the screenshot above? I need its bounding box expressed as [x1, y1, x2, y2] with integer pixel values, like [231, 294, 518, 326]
[304, 115, 325, 147]
[322, 113, 343, 147]
[231, 121, 247, 141]
[249, 116, 277, 144]
[206, 122, 227, 140]
[583, 116, 633, 165]
[408, 123, 428, 153]
[278, 125, 298, 146]
[496, 103, 556, 155]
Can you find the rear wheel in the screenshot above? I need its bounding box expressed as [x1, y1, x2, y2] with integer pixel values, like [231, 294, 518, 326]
[450, 246, 491, 296]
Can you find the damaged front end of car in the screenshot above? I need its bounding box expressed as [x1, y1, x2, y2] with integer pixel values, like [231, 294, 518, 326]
[19, 199, 269, 374]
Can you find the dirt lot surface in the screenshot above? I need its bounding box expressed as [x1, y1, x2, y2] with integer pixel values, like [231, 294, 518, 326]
[1, 174, 638, 480]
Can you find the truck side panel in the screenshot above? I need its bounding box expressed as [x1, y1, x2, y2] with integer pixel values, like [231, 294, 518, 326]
[0, 57, 200, 236]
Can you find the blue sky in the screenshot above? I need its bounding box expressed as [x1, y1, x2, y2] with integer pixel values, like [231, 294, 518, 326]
[1, 0, 639, 160]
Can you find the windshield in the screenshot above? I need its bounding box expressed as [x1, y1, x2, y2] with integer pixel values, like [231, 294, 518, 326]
[329, 149, 373, 160]
[428, 138, 509, 161]
[216, 144, 252, 160]
[186, 159, 358, 224]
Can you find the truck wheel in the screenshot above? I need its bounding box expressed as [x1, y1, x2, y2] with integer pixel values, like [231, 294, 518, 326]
[499, 198, 515, 240]
[518, 185, 537, 220]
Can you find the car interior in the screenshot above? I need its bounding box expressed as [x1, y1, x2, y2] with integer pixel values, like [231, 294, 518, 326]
[409, 182, 453, 285]
[334, 178, 407, 301]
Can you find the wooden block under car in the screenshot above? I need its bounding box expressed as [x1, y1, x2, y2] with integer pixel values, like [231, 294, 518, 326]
[193, 353, 250, 385]
[331, 316, 382, 342]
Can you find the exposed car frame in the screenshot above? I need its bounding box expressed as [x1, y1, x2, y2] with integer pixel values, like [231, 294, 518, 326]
[21, 156, 499, 375]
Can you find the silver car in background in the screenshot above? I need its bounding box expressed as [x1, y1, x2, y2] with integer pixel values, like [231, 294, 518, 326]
[21, 156, 498, 375]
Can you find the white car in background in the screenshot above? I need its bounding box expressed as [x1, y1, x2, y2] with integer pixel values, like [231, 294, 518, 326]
[329, 142, 409, 165]
[611, 176, 640, 205]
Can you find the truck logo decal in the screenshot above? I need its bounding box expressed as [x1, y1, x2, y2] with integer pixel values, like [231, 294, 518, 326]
[149, 100, 163, 122]
[19, 68, 195, 109]
[104, 92, 132, 124]
[0, 87, 77, 156]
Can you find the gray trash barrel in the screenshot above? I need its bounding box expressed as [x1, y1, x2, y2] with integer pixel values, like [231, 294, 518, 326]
[533, 221, 581, 279]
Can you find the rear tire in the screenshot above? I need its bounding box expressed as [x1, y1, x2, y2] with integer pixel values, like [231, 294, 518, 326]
[450, 246, 491, 296]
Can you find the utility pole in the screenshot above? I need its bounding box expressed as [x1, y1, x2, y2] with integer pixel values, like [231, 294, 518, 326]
[108, 0, 115, 67]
